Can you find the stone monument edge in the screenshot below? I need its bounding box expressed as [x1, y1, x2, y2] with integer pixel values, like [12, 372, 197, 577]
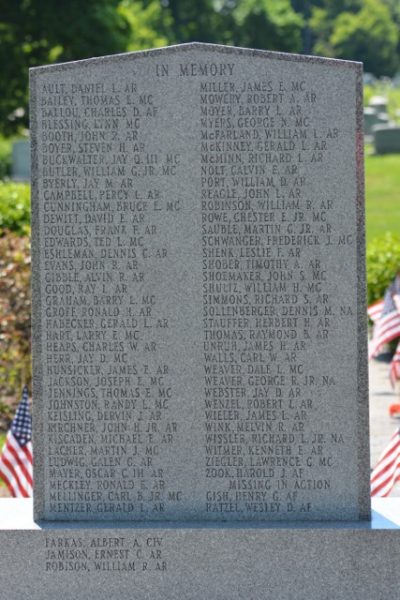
[355, 62, 371, 520]
[29, 67, 45, 522]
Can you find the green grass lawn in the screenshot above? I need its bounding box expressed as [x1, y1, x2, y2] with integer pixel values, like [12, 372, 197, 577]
[365, 152, 400, 242]
[364, 84, 400, 242]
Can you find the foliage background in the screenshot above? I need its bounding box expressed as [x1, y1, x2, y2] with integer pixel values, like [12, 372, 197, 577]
[0, 0, 400, 135]
[0, 229, 31, 411]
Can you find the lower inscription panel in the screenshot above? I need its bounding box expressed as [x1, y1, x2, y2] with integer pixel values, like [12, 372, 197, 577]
[0, 500, 399, 600]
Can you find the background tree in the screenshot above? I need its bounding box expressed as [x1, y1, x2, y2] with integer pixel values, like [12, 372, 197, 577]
[0, 0, 130, 134]
[1, 0, 400, 136]
[230, 0, 304, 53]
[381, 0, 400, 69]
[310, 0, 399, 76]
[162, 0, 231, 44]
[290, 0, 320, 54]
[119, 0, 172, 50]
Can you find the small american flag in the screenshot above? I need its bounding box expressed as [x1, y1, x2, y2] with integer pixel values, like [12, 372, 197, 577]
[0, 386, 33, 497]
[367, 299, 384, 323]
[371, 429, 400, 497]
[390, 340, 400, 388]
[369, 276, 400, 359]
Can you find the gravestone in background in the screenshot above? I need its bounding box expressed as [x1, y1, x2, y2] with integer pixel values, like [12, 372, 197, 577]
[373, 124, 400, 154]
[0, 44, 399, 600]
[363, 107, 389, 137]
[11, 139, 30, 180]
[368, 95, 388, 114]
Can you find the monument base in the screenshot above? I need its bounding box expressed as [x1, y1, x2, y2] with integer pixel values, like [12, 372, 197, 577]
[0, 499, 399, 599]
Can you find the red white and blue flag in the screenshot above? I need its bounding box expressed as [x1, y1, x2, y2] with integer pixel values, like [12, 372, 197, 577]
[371, 428, 400, 497]
[389, 341, 400, 389]
[367, 299, 384, 323]
[0, 386, 33, 497]
[369, 275, 400, 362]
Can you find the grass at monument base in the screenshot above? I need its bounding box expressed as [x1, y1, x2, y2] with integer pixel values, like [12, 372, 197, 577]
[365, 152, 400, 242]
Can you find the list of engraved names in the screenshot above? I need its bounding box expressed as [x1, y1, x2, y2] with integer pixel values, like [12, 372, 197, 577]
[199, 74, 351, 517]
[39, 76, 182, 518]
[33, 52, 360, 521]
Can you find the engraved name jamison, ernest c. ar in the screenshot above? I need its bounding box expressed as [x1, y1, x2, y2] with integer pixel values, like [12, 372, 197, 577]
[30, 43, 369, 523]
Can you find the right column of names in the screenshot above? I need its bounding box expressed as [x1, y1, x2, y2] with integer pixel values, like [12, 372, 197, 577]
[200, 74, 352, 518]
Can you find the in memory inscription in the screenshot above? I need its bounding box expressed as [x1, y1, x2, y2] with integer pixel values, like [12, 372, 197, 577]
[31, 43, 369, 522]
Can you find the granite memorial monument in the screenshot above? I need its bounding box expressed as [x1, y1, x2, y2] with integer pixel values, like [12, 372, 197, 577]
[0, 43, 398, 600]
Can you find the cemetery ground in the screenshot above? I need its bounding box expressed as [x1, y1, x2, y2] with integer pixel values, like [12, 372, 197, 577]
[364, 85, 400, 122]
[365, 152, 400, 240]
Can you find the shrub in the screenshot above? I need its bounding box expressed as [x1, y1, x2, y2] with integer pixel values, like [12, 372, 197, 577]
[0, 182, 30, 235]
[366, 232, 400, 305]
[0, 136, 13, 180]
[0, 232, 31, 401]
